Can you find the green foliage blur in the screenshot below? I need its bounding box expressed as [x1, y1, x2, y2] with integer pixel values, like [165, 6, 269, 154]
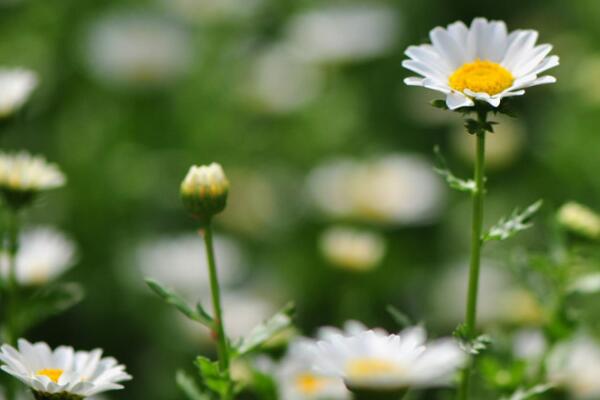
[2, 0, 600, 398]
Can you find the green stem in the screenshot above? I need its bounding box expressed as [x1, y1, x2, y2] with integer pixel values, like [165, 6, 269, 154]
[201, 224, 232, 399]
[458, 125, 487, 400]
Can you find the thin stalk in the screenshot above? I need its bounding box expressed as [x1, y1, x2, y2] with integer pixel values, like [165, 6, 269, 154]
[201, 224, 232, 399]
[457, 124, 487, 400]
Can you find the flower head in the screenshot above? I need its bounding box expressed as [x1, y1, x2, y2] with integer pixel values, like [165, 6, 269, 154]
[403, 18, 559, 110]
[547, 335, 600, 398]
[1, 226, 76, 286]
[0, 68, 38, 118]
[557, 202, 600, 240]
[0, 152, 66, 209]
[319, 226, 386, 272]
[0, 339, 131, 399]
[307, 322, 466, 392]
[270, 339, 350, 400]
[180, 163, 230, 222]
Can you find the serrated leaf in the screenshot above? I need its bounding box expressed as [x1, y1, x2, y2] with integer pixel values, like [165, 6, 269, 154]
[502, 383, 554, 400]
[433, 146, 476, 193]
[386, 305, 412, 329]
[195, 356, 231, 397]
[146, 278, 213, 327]
[16, 283, 84, 334]
[483, 200, 543, 243]
[453, 324, 491, 355]
[176, 370, 210, 400]
[234, 303, 295, 356]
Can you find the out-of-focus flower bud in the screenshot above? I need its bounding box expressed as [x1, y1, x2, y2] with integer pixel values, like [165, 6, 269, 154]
[0, 68, 38, 119]
[557, 202, 600, 240]
[319, 226, 386, 272]
[180, 163, 230, 223]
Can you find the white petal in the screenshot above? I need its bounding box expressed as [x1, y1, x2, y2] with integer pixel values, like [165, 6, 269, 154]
[430, 26, 466, 69]
[446, 92, 474, 109]
[405, 45, 452, 75]
[511, 44, 553, 77]
[404, 77, 424, 86]
[502, 30, 539, 70]
[530, 55, 560, 75]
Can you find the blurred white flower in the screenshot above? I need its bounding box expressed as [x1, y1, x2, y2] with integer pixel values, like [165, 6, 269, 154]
[547, 335, 600, 398]
[270, 338, 350, 400]
[1, 226, 76, 286]
[285, 5, 398, 64]
[569, 273, 600, 295]
[430, 261, 543, 327]
[0, 152, 66, 203]
[513, 329, 547, 361]
[136, 233, 243, 299]
[161, 0, 264, 22]
[244, 44, 323, 114]
[557, 202, 600, 240]
[307, 154, 445, 226]
[306, 322, 465, 391]
[451, 115, 525, 170]
[0, 68, 37, 118]
[85, 11, 191, 88]
[319, 226, 385, 272]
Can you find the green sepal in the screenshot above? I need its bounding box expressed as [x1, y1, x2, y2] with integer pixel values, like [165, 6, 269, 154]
[483, 200, 543, 243]
[145, 278, 214, 328]
[33, 391, 84, 400]
[232, 302, 295, 357]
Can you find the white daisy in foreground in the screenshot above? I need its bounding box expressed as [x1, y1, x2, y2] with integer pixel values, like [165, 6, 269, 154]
[0, 68, 38, 118]
[307, 323, 466, 395]
[0, 226, 76, 285]
[0, 152, 65, 209]
[271, 339, 350, 400]
[547, 335, 600, 398]
[0, 339, 131, 399]
[403, 17, 559, 109]
[319, 226, 386, 272]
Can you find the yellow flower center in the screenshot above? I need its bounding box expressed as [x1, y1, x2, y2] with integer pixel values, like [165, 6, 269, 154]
[449, 60, 514, 95]
[346, 358, 398, 378]
[37, 368, 64, 383]
[295, 373, 328, 394]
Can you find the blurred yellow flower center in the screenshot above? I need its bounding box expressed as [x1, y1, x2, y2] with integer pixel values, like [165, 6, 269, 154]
[295, 373, 327, 394]
[37, 368, 64, 383]
[347, 358, 397, 378]
[449, 60, 514, 95]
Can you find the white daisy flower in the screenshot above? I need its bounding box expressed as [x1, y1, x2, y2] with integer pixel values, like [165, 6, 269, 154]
[136, 233, 243, 299]
[0, 226, 76, 286]
[319, 226, 386, 272]
[85, 11, 191, 88]
[0, 339, 131, 399]
[285, 5, 398, 64]
[547, 335, 600, 398]
[0, 152, 65, 205]
[0, 68, 38, 118]
[307, 323, 466, 392]
[272, 338, 350, 400]
[306, 154, 445, 226]
[403, 17, 559, 110]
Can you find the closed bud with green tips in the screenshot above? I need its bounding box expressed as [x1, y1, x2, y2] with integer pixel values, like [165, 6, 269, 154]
[180, 162, 230, 223]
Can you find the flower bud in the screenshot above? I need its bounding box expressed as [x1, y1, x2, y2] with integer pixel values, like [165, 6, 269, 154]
[180, 163, 230, 223]
[557, 202, 600, 240]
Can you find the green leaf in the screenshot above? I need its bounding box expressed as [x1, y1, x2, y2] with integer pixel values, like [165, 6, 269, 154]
[483, 200, 543, 243]
[145, 278, 214, 328]
[430, 99, 449, 110]
[176, 370, 210, 400]
[195, 356, 231, 398]
[16, 283, 84, 333]
[386, 305, 412, 329]
[502, 384, 554, 400]
[234, 302, 295, 356]
[433, 146, 476, 193]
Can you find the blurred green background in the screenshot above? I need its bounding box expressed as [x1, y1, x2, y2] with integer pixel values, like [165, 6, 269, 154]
[2, 0, 600, 398]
